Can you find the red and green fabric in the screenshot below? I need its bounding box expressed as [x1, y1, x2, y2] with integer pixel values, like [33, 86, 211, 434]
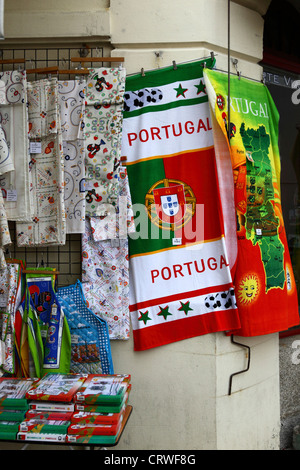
[122, 58, 241, 350]
[204, 68, 299, 336]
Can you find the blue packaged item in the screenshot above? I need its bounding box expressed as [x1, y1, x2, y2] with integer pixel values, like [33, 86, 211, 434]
[57, 280, 114, 375]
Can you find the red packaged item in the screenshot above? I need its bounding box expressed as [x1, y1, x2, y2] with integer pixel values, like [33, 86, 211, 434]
[19, 419, 70, 434]
[25, 409, 74, 421]
[67, 419, 122, 436]
[26, 373, 88, 402]
[71, 406, 125, 425]
[74, 374, 131, 405]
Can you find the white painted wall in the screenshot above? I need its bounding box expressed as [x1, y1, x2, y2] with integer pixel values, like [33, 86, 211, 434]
[4, 0, 110, 39]
[2, 0, 281, 450]
[110, 0, 280, 451]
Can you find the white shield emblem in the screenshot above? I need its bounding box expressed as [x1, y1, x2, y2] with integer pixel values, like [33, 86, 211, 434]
[160, 194, 179, 216]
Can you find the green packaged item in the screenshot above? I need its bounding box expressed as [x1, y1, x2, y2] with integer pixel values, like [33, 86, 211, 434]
[75, 385, 131, 414]
[0, 409, 26, 422]
[0, 421, 20, 433]
[75, 374, 130, 405]
[19, 419, 71, 434]
[66, 431, 120, 445]
[0, 378, 35, 410]
[0, 431, 17, 441]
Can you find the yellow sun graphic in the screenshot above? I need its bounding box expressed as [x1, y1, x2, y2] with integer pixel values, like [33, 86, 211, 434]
[237, 274, 260, 305]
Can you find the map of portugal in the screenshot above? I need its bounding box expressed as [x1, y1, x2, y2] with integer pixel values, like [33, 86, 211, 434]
[240, 123, 285, 292]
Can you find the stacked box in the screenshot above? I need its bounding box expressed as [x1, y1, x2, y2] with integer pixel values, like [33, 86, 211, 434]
[66, 404, 132, 446]
[71, 407, 125, 425]
[17, 373, 88, 443]
[0, 378, 36, 440]
[25, 409, 74, 421]
[74, 374, 130, 405]
[19, 418, 71, 434]
[28, 401, 75, 412]
[0, 374, 132, 445]
[74, 384, 131, 414]
[25, 373, 88, 402]
[67, 374, 131, 445]
[17, 432, 67, 443]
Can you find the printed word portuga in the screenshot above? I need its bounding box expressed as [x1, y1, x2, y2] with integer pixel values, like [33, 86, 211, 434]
[127, 117, 212, 146]
[151, 255, 229, 283]
[228, 96, 269, 118]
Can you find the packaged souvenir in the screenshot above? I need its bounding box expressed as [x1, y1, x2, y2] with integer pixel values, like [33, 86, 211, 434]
[75, 385, 131, 414]
[17, 432, 66, 443]
[66, 432, 120, 446]
[25, 409, 73, 421]
[0, 378, 36, 409]
[0, 409, 26, 422]
[0, 431, 17, 440]
[26, 373, 88, 402]
[71, 407, 125, 425]
[75, 374, 130, 405]
[28, 401, 75, 412]
[67, 420, 122, 436]
[19, 419, 70, 434]
[0, 421, 20, 433]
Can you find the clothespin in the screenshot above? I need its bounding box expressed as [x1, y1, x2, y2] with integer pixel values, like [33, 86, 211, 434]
[141, 68, 145, 77]
[172, 60, 177, 70]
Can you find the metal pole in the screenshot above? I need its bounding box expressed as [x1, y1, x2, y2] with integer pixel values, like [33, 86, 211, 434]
[228, 0, 231, 141]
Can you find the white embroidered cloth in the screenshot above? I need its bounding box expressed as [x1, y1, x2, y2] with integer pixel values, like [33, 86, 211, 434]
[0, 70, 33, 221]
[58, 80, 86, 234]
[16, 78, 66, 246]
[84, 67, 126, 216]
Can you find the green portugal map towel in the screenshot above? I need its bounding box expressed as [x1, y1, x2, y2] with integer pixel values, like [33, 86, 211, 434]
[122, 58, 241, 350]
[204, 69, 299, 336]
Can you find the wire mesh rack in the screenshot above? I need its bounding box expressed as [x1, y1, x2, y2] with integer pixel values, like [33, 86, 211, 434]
[1, 42, 112, 286]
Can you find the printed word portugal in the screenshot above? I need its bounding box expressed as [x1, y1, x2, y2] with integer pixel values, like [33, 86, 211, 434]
[151, 255, 229, 283]
[127, 117, 212, 146]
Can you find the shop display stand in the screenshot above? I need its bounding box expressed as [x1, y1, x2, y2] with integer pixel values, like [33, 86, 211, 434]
[0, 405, 132, 450]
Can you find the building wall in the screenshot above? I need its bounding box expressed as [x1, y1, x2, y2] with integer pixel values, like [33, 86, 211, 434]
[110, 0, 280, 451]
[4, 0, 110, 41]
[2, 0, 284, 450]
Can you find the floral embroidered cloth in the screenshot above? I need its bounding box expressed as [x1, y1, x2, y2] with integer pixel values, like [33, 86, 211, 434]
[16, 78, 66, 247]
[58, 80, 86, 234]
[84, 67, 126, 216]
[0, 260, 23, 375]
[82, 229, 130, 340]
[82, 166, 134, 340]
[89, 166, 134, 241]
[0, 70, 33, 222]
[0, 190, 11, 269]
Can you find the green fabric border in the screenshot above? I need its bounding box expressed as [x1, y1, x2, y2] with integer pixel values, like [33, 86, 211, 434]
[123, 94, 209, 119]
[125, 57, 215, 92]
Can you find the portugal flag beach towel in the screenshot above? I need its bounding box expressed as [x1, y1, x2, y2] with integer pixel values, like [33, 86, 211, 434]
[122, 58, 241, 350]
[204, 68, 299, 336]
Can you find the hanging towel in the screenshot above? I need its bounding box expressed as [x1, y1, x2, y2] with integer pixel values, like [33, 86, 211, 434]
[16, 78, 66, 247]
[81, 166, 134, 340]
[203, 68, 299, 336]
[0, 190, 11, 269]
[122, 58, 241, 351]
[84, 67, 126, 216]
[89, 166, 135, 241]
[0, 260, 23, 375]
[0, 70, 33, 221]
[58, 80, 86, 233]
[82, 230, 130, 340]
